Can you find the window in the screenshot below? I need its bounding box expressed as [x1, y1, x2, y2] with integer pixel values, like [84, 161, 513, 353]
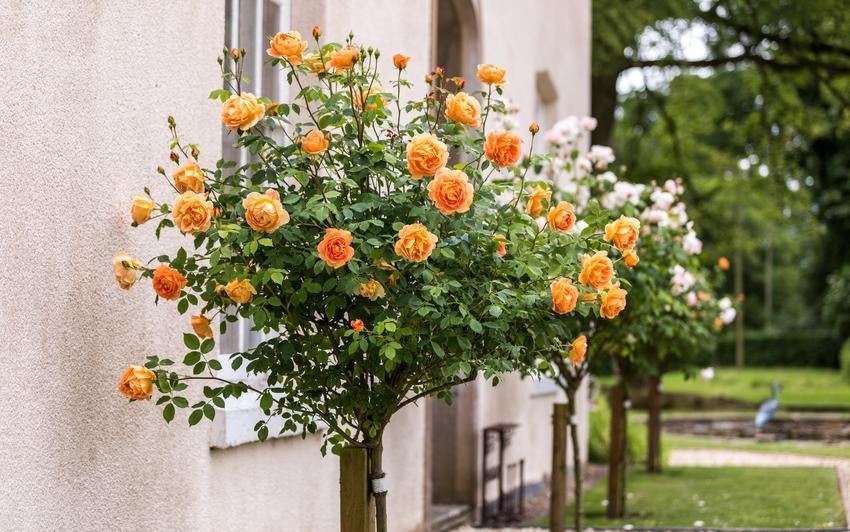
[210, 0, 291, 449]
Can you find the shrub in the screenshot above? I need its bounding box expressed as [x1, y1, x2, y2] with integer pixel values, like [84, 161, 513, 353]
[588, 394, 646, 464]
[840, 339, 850, 383]
[714, 330, 842, 368]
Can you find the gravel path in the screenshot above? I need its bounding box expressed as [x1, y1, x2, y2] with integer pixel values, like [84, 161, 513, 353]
[669, 448, 850, 525]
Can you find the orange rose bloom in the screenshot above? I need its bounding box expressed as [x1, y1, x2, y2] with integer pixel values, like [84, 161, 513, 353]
[118, 365, 156, 400]
[172, 191, 214, 234]
[113, 253, 141, 290]
[427, 168, 474, 215]
[221, 93, 265, 131]
[476, 63, 507, 85]
[445, 92, 481, 127]
[317, 228, 355, 269]
[153, 265, 187, 301]
[547, 201, 576, 232]
[493, 234, 507, 256]
[131, 195, 154, 225]
[173, 162, 205, 194]
[713, 316, 724, 330]
[570, 335, 588, 367]
[718, 256, 730, 270]
[267, 31, 307, 63]
[604, 215, 641, 250]
[191, 315, 213, 339]
[301, 129, 329, 154]
[623, 249, 640, 268]
[304, 53, 327, 73]
[224, 278, 255, 304]
[698, 291, 711, 302]
[600, 283, 627, 319]
[354, 85, 386, 111]
[578, 251, 614, 290]
[351, 319, 365, 333]
[329, 46, 359, 71]
[525, 186, 552, 217]
[243, 189, 289, 233]
[406, 132, 448, 179]
[394, 223, 438, 262]
[484, 130, 522, 167]
[393, 54, 410, 69]
[551, 278, 579, 315]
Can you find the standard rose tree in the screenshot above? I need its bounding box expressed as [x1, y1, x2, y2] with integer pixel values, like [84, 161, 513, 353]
[113, 31, 630, 531]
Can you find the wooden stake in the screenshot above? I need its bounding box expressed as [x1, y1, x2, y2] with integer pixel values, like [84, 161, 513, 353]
[549, 403, 568, 532]
[607, 381, 626, 518]
[340, 446, 369, 532]
[647, 375, 662, 473]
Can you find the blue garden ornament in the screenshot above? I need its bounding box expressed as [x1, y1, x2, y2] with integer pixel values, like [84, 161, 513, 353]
[755, 382, 780, 428]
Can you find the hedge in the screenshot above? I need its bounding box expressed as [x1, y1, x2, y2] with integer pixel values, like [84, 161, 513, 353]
[713, 330, 843, 368]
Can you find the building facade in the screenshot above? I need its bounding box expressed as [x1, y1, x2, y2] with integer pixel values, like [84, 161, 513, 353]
[0, 1, 590, 530]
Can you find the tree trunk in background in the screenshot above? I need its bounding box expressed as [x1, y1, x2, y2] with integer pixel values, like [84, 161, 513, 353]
[647, 375, 662, 473]
[340, 446, 369, 532]
[606, 379, 627, 518]
[734, 175, 746, 367]
[591, 73, 620, 147]
[549, 403, 568, 532]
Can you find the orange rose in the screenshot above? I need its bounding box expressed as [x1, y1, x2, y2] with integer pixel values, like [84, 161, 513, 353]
[153, 265, 187, 301]
[243, 189, 289, 233]
[394, 223, 438, 262]
[493, 234, 507, 256]
[604, 215, 641, 250]
[713, 316, 723, 330]
[551, 278, 579, 315]
[578, 251, 614, 290]
[304, 53, 327, 73]
[698, 291, 711, 302]
[718, 256, 730, 270]
[600, 283, 627, 319]
[427, 168, 474, 215]
[354, 85, 386, 111]
[623, 249, 640, 268]
[351, 319, 365, 333]
[301, 129, 329, 154]
[172, 162, 205, 194]
[445, 92, 481, 127]
[406, 132, 448, 179]
[393, 54, 410, 69]
[329, 46, 359, 71]
[172, 191, 213, 234]
[224, 278, 256, 304]
[484, 130, 522, 167]
[191, 315, 213, 339]
[317, 228, 355, 269]
[113, 253, 141, 290]
[570, 335, 588, 367]
[267, 31, 307, 63]
[118, 365, 156, 400]
[476, 63, 507, 85]
[131, 195, 154, 225]
[356, 279, 386, 301]
[221, 93, 265, 131]
[525, 186, 552, 217]
[547, 201, 576, 232]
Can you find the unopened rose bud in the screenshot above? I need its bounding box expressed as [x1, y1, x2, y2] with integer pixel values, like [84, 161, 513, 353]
[190, 146, 199, 159]
[156, 166, 166, 175]
[213, 207, 221, 217]
[425, 74, 433, 83]
[374, 49, 380, 58]
[167, 115, 175, 127]
[367, 46, 374, 55]
[453, 77, 465, 89]
[312, 25, 321, 39]
[434, 66, 444, 76]
[393, 54, 410, 70]
[217, 56, 223, 65]
[348, 31, 354, 42]
[529, 122, 540, 134]
[230, 47, 240, 60]
[170, 151, 179, 163]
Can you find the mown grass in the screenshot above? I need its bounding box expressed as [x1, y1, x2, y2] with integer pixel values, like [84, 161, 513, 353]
[666, 433, 850, 460]
[540, 466, 845, 528]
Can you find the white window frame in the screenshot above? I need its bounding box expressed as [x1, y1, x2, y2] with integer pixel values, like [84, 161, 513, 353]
[210, 0, 293, 449]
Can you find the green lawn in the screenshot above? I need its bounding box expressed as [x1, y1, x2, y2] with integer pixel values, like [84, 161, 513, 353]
[666, 433, 850, 460]
[542, 467, 845, 528]
[601, 367, 850, 408]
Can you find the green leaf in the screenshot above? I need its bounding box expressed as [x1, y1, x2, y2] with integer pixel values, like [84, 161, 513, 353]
[188, 409, 203, 426]
[172, 396, 189, 408]
[468, 319, 483, 333]
[201, 338, 215, 354]
[184, 333, 200, 350]
[163, 404, 175, 423]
